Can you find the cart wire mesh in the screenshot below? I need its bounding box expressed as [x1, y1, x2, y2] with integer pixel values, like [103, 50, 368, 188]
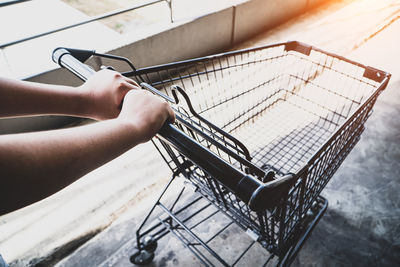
[130, 41, 390, 261]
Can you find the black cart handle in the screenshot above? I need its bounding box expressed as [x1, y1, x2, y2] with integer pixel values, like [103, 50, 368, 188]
[52, 47, 295, 211]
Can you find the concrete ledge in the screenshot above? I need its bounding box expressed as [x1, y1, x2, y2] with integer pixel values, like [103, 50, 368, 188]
[100, 7, 235, 72]
[233, 0, 308, 44]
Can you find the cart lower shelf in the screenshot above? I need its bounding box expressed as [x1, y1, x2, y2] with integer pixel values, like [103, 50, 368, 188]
[130, 176, 328, 267]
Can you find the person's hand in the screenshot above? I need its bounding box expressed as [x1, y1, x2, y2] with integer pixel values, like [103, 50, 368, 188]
[79, 69, 140, 120]
[118, 89, 175, 143]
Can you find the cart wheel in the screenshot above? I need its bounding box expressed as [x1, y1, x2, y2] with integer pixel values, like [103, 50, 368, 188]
[142, 235, 158, 252]
[130, 250, 155, 266]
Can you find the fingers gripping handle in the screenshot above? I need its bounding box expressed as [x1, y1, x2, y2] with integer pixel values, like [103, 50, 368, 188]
[52, 47, 96, 81]
[51, 48, 250, 201]
[51, 47, 296, 212]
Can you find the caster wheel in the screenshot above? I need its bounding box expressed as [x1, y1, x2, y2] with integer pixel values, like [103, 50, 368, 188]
[142, 236, 158, 252]
[130, 250, 155, 266]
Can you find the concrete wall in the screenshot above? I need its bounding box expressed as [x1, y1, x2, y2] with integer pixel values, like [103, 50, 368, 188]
[92, 0, 326, 71]
[233, 0, 309, 44]
[2, 0, 327, 133]
[103, 7, 235, 71]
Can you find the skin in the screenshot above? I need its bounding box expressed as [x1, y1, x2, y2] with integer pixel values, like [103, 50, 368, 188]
[0, 70, 175, 215]
[0, 69, 139, 120]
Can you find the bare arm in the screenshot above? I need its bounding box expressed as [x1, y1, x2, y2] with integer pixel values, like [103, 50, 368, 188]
[0, 69, 139, 120]
[0, 90, 175, 215]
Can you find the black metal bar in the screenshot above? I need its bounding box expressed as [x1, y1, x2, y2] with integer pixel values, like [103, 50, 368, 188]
[213, 179, 229, 209]
[151, 201, 213, 244]
[134, 175, 177, 250]
[277, 201, 288, 256]
[158, 217, 214, 266]
[286, 41, 391, 82]
[169, 186, 185, 212]
[278, 196, 328, 267]
[128, 43, 287, 76]
[138, 195, 204, 243]
[205, 221, 233, 244]
[257, 211, 268, 241]
[131, 40, 386, 81]
[159, 202, 230, 266]
[189, 209, 219, 229]
[172, 112, 259, 174]
[307, 76, 390, 167]
[195, 187, 255, 236]
[151, 139, 175, 173]
[93, 52, 137, 72]
[171, 85, 252, 161]
[181, 202, 213, 226]
[262, 254, 276, 267]
[232, 240, 256, 266]
[157, 121, 294, 213]
[0, 0, 166, 49]
[297, 166, 308, 219]
[0, 0, 31, 7]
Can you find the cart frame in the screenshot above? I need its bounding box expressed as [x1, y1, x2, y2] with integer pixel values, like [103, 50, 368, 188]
[52, 41, 391, 266]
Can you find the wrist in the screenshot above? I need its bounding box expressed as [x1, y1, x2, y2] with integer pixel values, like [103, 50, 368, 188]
[114, 116, 152, 145]
[76, 85, 94, 119]
[114, 118, 145, 145]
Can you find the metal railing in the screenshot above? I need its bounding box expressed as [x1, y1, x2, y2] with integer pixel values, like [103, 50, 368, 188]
[0, 0, 173, 49]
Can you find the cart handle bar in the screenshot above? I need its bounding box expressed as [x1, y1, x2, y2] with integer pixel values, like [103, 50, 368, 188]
[52, 47, 296, 211]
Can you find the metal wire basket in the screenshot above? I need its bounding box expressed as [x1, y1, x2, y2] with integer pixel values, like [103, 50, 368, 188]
[128, 41, 390, 266]
[53, 41, 391, 266]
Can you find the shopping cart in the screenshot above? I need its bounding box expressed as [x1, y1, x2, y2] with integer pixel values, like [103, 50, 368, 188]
[53, 41, 390, 266]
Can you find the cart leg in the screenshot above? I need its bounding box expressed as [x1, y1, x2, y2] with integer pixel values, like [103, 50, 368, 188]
[130, 173, 203, 265]
[278, 196, 328, 267]
[130, 175, 178, 265]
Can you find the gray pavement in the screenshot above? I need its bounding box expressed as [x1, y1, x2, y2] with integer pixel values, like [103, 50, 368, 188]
[54, 1, 400, 266]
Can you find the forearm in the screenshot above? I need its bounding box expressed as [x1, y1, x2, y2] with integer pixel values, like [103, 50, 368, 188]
[0, 70, 139, 120]
[0, 77, 88, 118]
[0, 119, 141, 215]
[0, 89, 174, 215]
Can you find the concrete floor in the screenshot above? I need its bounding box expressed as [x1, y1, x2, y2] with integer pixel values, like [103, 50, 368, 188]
[53, 1, 400, 266]
[2, 0, 400, 266]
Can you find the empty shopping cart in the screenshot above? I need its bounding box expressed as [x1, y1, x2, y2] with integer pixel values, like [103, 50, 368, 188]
[53, 41, 390, 266]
